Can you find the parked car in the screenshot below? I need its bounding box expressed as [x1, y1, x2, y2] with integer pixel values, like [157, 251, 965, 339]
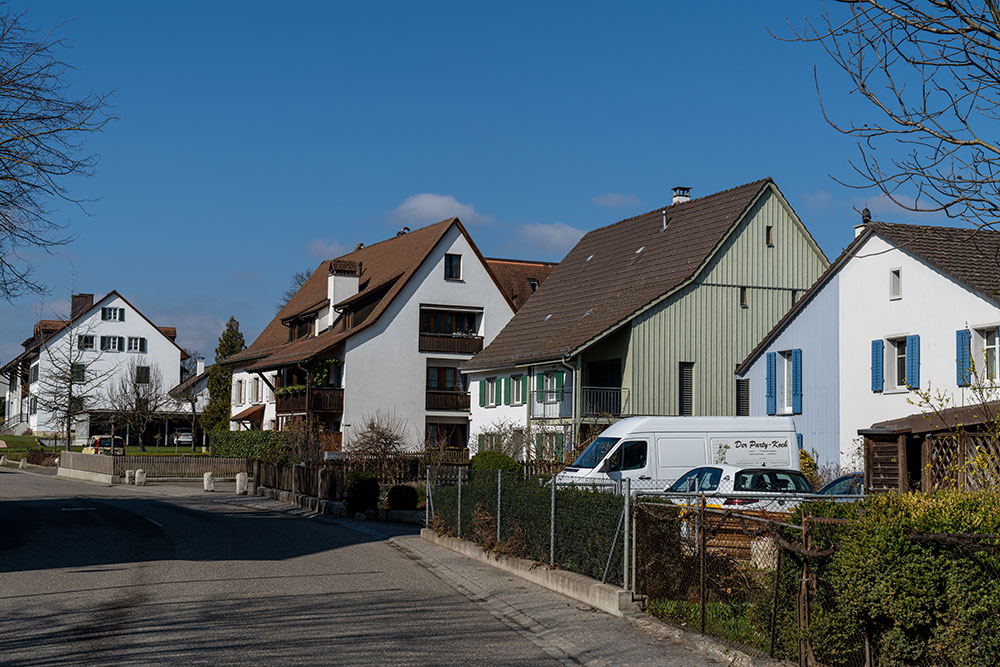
[82, 435, 125, 456]
[818, 472, 864, 496]
[667, 464, 815, 512]
[555, 416, 800, 490]
[173, 428, 193, 447]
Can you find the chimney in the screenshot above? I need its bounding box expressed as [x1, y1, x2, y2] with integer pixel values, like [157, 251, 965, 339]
[196, 356, 205, 375]
[327, 260, 361, 328]
[672, 186, 691, 205]
[854, 207, 872, 238]
[71, 293, 94, 319]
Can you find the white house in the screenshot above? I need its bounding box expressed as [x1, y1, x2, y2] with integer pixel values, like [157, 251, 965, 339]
[222, 218, 553, 452]
[463, 179, 829, 461]
[737, 220, 1000, 472]
[0, 292, 186, 444]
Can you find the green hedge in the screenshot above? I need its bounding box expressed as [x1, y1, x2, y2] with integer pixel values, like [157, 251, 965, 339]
[786, 493, 1000, 666]
[209, 430, 290, 463]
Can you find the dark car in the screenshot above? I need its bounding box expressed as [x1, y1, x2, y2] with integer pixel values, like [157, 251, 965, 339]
[818, 472, 864, 496]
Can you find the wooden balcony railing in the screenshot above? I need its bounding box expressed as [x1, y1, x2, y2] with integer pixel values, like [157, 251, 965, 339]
[425, 390, 471, 411]
[276, 387, 344, 414]
[418, 333, 483, 354]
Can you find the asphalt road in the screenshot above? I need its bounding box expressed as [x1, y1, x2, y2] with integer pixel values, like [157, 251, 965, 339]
[0, 469, 717, 666]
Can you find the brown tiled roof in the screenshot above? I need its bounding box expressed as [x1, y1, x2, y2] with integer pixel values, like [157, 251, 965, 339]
[859, 400, 1000, 436]
[737, 220, 1000, 376]
[231, 403, 265, 422]
[230, 218, 514, 371]
[486, 258, 556, 311]
[464, 179, 777, 370]
[157, 326, 177, 341]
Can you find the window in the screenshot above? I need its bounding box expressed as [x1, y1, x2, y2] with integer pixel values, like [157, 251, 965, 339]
[78, 335, 95, 350]
[767, 350, 802, 414]
[982, 328, 999, 381]
[29, 364, 38, 384]
[252, 377, 261, 403]
[136, 366, 150, 384]
[889, 268, 902, 300]
[739, 287, 748, 309]
[420, 309, 478, 335]
[542, 371, 563, 403]
[444, 253, 462, 280]
[736, 379, 750, 416]
[766, 225, 774, 247]
[100, 336, 123, 352]
[483, 377, 498, 407]
[428, 422, 468, 449]
[527, 278, 539, 293]
[428, 366, 466, 392]
[791, 289, 798, 305]
[71, 364, 85, 382]
[511, 375, 524, 406]
[607, 440, 648, 472]
[880, 336, 920, 390]
[101, 307, 125, 321]
[679, 362, 694, 415]
[29, 396, 37, 415]
[234, 379, 244, 404]
[127, 337, 147, 353]
[782, 351, 794, 412]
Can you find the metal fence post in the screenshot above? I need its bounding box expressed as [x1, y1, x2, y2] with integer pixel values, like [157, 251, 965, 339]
[699, 492, 706, 635]
[457, 467, 463, 539]
[550, 474, 556, 565]
[496, 470, 502, 544]
[623, 478, 630, 590]
[425, 466, 430, 527]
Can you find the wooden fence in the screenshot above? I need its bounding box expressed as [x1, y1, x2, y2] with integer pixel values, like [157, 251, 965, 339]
[113, 456, 252, 480]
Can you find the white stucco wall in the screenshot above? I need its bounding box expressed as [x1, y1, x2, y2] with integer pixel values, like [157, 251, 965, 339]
[341, 224, 515, 450]
[229, 369, 277, 430]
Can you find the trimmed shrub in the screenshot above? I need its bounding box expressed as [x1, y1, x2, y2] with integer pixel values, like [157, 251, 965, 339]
[799, 447, 820, 489]
[345, 471, 379, 515]
[387, 484, 418, 511]
[209, 430, 290, 463]
[469, 450, 520, 473]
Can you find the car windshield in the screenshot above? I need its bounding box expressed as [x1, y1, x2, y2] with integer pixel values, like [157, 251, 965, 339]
[733, 469, 813, 493]
[571, 437, 620, 469]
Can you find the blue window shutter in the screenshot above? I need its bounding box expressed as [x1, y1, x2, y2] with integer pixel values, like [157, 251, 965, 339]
[791, 349, 803, 415]
[871, 340, 884, 392]
[765, 352, 776, 415]
[957, 329, 971, 387]
[796, 433, 803, 450]
[906, 335, 920, 389]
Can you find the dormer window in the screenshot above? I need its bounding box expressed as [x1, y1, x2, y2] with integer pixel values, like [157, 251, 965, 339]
[445, 254, 462, 280]
[289, 319, 312, 341]
[528, 278, 539, 293]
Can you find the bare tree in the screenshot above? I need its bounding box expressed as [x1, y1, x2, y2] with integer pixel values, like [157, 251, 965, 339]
[0, 7, 112, 299]
[346, 411, 410, 483]
[787, 2, 1000, 229]
[275, 269, 312, 311]
[170, 350, 203, 452]
[108, 359, 167, 452]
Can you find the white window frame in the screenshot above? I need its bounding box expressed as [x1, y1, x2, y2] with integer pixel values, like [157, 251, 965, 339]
[543, 371, 559, 404]
[253, 377, 261, 403]
[103, 336, 122, 352]
[886, 337, 908, 390]
[80, 335, 95, 350]
[974, 326, 1000, 382]
[889, 268, 902, 300]
[779, 350, 794, 413]
[511, 375, 524, 406]
[127, 337, 141, 352]
[485, 377, 498, 407]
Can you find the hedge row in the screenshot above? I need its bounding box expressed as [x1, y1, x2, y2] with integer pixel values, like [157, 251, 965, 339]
[209, 430, 290, 463]
[787, 492, 1000, 666]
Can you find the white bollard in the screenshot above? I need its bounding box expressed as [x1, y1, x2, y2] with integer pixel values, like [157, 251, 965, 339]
[135, 469, 147, 486]
[236, 472, 248, 495]
[203, 472, 215, 492]
[0, 455, 7, 465]
[54, 457, 59, 466]
[125, 469, 136, 485]
[18, 458, 27, 469]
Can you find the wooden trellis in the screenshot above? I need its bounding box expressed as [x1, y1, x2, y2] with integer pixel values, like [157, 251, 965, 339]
[923, 433, 1000, 491]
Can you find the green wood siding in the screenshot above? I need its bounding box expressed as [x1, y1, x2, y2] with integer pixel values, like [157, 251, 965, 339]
[620, 188, 827, 416]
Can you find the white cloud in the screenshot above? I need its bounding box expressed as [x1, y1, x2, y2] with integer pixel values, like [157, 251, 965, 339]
[591, 193, 639, 208]
[803, 189, 835, 210]
[517, 222, 585, 255]
[391, 193, 494, 226]
[307, 238, 346, 259]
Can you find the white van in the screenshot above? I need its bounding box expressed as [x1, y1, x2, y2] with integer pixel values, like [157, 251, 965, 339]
[555, 416, 799, 489]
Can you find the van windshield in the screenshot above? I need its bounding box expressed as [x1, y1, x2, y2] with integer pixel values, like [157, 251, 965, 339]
[571, 437, 620, 469]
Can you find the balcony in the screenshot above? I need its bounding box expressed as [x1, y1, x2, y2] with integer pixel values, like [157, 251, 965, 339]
[275, 387, 344, 414]
[418, 333, 483, 354]
[581, 387, 630, 418]
[426, 390, 471, 411]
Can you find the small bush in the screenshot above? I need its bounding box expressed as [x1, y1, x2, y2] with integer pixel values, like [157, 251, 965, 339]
[469, 451, 520, 473]
[387, 484, 418, 511]
[345, 471, 379, 515]
[799, 447, 820, 489]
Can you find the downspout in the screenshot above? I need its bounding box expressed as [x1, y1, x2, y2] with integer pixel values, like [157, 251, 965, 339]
[296, 362, 311, 439]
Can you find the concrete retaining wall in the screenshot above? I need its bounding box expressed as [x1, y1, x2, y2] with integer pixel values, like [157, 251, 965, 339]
[420, 529, 637, 617]
[56, 467, 114, 485]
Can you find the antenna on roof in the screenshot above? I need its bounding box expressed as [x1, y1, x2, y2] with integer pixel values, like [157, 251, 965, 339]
[661, 209, 668, 232]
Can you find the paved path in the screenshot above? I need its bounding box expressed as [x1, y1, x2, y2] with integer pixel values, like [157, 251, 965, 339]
[0, 469, 719, 665]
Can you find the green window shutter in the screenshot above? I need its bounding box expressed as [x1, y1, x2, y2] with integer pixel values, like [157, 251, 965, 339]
[555, 433, 564, 461]
[535, 432, 543, 459]
[479, 379, 486, 407]
[140, 338, 147, 353]
[118, 336, 125, 351]
[536, 373, 544, 393]
[78, 335, 84, 349]
[555, 371, 564, 399]
[119, 308, 125, 321]
[504, 377, 511, 405]
[521, 375, 527, 403]
[100, 307, 107, 320]
[100, 336, 107, 351]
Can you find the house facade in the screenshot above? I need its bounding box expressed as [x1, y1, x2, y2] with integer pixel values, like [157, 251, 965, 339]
[737, 221, 1000, 472]
[0, 292, 185, 444]
[464, 179, 829, 460]
[223, 218, 552, 452]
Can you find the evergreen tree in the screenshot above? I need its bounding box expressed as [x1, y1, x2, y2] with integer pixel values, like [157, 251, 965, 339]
[201, 317, 245, 432]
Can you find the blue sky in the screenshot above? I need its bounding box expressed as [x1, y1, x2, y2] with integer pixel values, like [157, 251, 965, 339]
[0, 2, 938, 363]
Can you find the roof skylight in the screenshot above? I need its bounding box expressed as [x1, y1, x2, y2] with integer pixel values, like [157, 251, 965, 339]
[635, 246, 645, 254]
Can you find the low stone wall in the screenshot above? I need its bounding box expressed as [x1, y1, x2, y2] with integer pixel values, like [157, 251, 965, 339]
[56, 466, 114, 485]
[58, 451, 114, 485]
